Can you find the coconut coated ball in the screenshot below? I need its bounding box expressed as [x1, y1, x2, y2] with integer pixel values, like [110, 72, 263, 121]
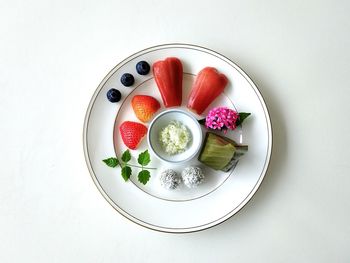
[181, 167, 204, 188]
[160, 169, 181, 190]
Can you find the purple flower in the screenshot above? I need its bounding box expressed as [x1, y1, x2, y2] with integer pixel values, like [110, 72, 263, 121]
[205, 107, 239, 133]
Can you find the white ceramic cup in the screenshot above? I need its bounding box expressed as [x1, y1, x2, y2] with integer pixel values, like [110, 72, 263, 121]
[147, 109, 203, 164]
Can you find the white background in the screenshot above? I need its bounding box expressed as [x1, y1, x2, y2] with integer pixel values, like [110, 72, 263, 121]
[1, 0, 349, 262]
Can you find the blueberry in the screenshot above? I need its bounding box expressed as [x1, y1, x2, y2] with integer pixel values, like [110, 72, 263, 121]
[120, 73, 134, 87]
[136, 61, 150, 75]
[107, 88, 122, 103]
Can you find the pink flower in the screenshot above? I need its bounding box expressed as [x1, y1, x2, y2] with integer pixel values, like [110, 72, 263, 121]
[205, 107, 239, 133]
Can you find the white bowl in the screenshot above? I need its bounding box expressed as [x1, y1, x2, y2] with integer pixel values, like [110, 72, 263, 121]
[147, 109, 202, 164]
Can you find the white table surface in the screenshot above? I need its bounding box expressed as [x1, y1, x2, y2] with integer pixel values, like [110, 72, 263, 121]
[1, 0, 349, 262]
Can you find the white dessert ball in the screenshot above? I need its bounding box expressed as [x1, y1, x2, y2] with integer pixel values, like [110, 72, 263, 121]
[160, 169, 181, 190]
[181, 167, 204, 188]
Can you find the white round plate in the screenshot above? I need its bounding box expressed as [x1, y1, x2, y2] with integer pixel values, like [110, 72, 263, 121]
[83, 44, 272, 233]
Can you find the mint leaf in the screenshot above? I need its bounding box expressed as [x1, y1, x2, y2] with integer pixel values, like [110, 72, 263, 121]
[137, 150, 150, 166]
[121, 149, 131, 163]
[102, 157, 119, 168]
[103, 151, 155, 185]
[138, 170, 150, 185]
[121, 166, 131, 181]
[236, 112, 251, 126]
[198, 118, 206, 125]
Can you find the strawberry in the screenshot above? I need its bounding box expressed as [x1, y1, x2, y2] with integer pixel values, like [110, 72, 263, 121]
[131, 95, 160, 122]
[119, 121, 148, 150]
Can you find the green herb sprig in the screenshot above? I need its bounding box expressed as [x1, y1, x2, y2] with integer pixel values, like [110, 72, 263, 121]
[103, 149, 155, 185]
[236, 112, 251, 126]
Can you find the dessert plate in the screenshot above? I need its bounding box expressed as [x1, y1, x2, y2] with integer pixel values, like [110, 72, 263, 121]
[83, 43, 272, 233]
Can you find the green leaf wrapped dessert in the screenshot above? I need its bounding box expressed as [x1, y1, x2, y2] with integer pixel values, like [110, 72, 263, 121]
[198, 132, 248, 172]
